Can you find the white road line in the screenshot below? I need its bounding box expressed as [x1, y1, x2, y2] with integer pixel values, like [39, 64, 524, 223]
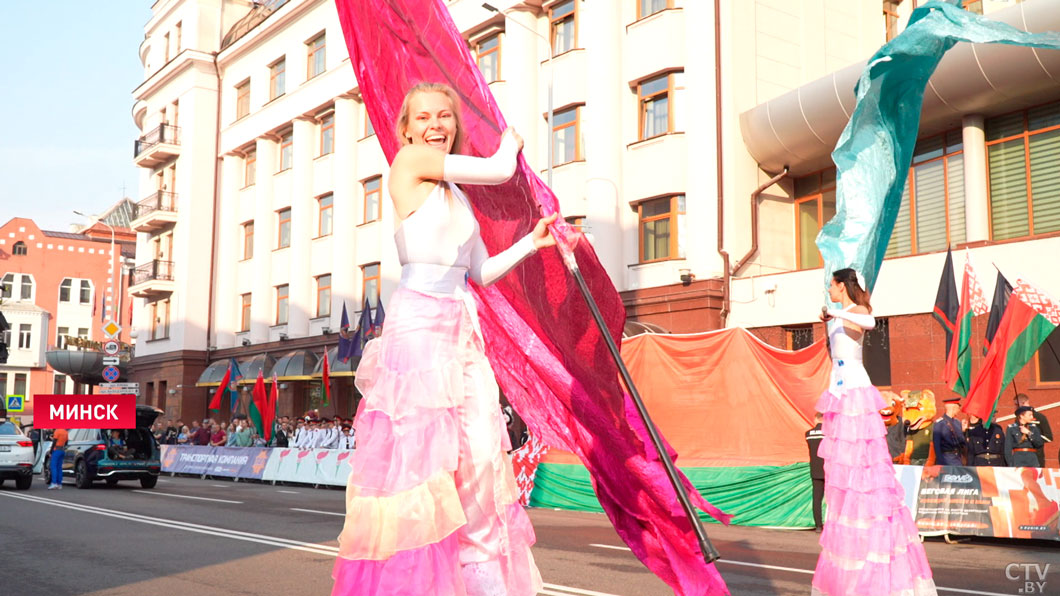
[588, 544, 1014, 596]
[277, 490, 300, 494]
[211, 484, 228, 488]
[131, 490, 243, 504]
[540, 583, 619, 596]
[291, 507, 345, 517]
[0, 492, 338, 557]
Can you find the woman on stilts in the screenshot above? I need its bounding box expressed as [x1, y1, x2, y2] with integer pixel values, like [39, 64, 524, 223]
[331, 82, 554, 595]
[813, 268, 937, 596]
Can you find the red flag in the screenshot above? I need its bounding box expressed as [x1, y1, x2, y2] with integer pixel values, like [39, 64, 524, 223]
[249, 370, 268, 437]
[208, 366, 231, 411]
[321, 350, 331, 407]
[265, 373, 279, 442]
[943, 252, 989, 395]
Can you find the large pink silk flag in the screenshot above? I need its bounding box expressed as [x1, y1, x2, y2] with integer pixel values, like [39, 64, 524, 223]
[334, 2, 730, 594]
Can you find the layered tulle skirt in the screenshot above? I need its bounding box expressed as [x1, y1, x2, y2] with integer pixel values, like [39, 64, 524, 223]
[812, 383, 937, 596]
[332, 288, 542, 596]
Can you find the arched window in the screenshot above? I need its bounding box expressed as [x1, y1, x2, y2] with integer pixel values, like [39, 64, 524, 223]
[12, 241, 27, 256]
[59, 278, 73, 302]
[1, 273, 12, 299]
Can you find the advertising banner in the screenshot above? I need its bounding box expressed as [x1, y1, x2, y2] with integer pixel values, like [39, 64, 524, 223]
[261, 448, 353, 486]
[160, 445, 270, 480]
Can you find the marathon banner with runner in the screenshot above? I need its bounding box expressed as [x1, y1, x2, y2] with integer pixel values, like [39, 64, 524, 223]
[160, 445, 270, 480]
[899, 465, 1060, 541]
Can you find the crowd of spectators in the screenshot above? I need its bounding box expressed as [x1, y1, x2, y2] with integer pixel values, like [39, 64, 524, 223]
[152, 414, 357, 450]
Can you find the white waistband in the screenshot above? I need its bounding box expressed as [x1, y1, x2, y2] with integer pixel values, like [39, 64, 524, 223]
[399, 263, 469, 295]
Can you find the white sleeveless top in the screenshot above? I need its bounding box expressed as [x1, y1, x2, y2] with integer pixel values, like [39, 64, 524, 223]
[393, 183, 479, 296]
[827, 304, 872, 392]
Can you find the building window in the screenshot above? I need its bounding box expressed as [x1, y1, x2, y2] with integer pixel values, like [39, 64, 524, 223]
[864, 318, 891, 386]
[986, 100, 1060, 241]
[638, 71, 684, 140]
[235, 79, 250, 120]
[243, 221, 255, 259]
[59, 278, 72, 302]
[552, 106, 581, 166]
[241, 293, 252, 332]
[18, 324, 31, 350]
[784, 326, 815, 351]
[794, 168, 838, 270]
[316, 274, 332, 318]
[0, 273, 11, 299]
[362, 263, 380, 309]
[883, 1, 901, 42]
[886, 130, 966, 258]
[151, 299, 170, 340]
[318, 194, 334, 236]
[80, 280, 92, 304]
[279, 131, 293, 172]
[964, 0, 983, 15]
[57, 326, 69, 350]
[475, 34, 501, 83]
[20, 275, 33, 300]
[364, 111, 375, 137]
[277, 208, 291, 249]
[269, 57, 286, 100]
[637, 195, 685, 263]
[1038, 327, 1060, 383]
[244, 149, 257, 187]
[550, 0, 576, 56]
[13, 373, 26, 397]
[77, 327, 88, 339]
[53, 374, 67, 394]
[638, 0, 669, 19]
[307, 33, 326, 78]
[320, 111, 335, 156]
[276, 284, 289, 325]
[364, 177, 381, 223]
[12, 241, 26, 256]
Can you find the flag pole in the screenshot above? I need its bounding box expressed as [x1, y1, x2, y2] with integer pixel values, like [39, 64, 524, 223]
[551, 233, 720, 564]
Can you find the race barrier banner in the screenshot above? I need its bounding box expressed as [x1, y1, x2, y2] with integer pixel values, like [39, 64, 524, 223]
[261, 448, 353, 486]
[160, 445, 270, 480]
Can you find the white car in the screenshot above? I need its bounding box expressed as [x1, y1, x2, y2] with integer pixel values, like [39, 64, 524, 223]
[0, 418, 34, 490]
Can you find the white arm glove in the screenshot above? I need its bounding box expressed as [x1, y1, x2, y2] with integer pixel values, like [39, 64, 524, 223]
[469, 232, 538, 287]
[442, 133, 519, 185]
[828, 308, 876, 330]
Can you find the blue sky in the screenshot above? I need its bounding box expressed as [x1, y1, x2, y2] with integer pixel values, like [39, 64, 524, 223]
[0, 1, 152, 232]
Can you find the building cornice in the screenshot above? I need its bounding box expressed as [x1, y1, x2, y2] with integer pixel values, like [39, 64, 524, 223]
[133, 50, 218, 102]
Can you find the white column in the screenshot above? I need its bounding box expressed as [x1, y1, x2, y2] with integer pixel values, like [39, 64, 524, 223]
[332, 96, 359, 321]
[962, 114, 990, 243]
[251, 135, 277, 343]
[215, 153, 242, 348]
[582, 0, 624, 285]
[288, 117, 315, 338]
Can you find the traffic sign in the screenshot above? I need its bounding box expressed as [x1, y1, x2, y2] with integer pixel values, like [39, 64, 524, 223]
[101, 383, 139, 396]
[102, 366, 120, 382]
[5, 395, 24, 412]
[103, 340, 120, 355]
[103, 321, 121, 338]
[102, 357, 121, 366]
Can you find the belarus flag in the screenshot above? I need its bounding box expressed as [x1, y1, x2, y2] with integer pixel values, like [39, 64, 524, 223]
[963, 278, 1060, 425]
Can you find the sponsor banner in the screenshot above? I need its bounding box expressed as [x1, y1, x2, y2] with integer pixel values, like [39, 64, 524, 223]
[160, 445, 270, 480]
[34, 394, 136, 429]
[899, 465, 1060, 540]
[262, 448, 354, 486]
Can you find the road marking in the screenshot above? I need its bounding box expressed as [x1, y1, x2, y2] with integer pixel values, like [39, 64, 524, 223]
[0, 492, 338, 557]
[291, 507, 344, 517]
[132, 490, 243, 504]
[540, 584, 619, 596]
[277, 490, 300, 494]
[211, 484, 228, 488]
[588, 544, 1013, 595]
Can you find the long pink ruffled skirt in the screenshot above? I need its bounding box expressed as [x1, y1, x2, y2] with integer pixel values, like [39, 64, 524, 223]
[332, 288, 542, 596]
[811, 384, 937, 596]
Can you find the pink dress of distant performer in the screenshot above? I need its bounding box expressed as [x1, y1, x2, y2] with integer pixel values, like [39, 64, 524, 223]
[331, 136, 542, 595]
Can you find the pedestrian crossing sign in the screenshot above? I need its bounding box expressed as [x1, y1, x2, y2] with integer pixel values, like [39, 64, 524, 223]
[5, 395, 24, 413]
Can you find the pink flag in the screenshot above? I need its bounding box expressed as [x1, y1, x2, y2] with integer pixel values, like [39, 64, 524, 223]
[335, 2, 730, 594]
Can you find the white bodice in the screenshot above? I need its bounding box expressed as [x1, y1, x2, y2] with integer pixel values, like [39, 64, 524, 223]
[394, 182, 478, 272]
[827, 305, 872, 391]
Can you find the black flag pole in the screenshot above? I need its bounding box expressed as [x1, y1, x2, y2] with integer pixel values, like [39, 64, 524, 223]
[552, 232, 720, 564]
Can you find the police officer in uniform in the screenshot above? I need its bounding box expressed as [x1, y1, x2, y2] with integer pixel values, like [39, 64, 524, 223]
[933, 396, 966, 466]
[1006, 406, 1045, 468]
[805, 412, 825, 532]
[1014, 394, 1052, 467]
[965, 414, 1006, 466]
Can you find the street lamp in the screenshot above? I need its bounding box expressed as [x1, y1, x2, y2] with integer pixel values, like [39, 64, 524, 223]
[74, 210, 116, 325]
[482, 2, 554, 188]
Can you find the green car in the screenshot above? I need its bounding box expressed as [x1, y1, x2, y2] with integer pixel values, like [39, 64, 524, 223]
[43, 405, 163, 489]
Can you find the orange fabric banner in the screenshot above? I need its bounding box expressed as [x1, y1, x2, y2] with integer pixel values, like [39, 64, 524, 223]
[544, 328, 831, 467]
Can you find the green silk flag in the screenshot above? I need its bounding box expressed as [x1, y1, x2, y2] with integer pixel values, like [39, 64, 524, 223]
[944, 253, 988, 396]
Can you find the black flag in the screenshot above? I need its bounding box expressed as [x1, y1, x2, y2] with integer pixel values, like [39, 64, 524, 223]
[983, 271, 1012, 352]
[933, 247, 959, 358]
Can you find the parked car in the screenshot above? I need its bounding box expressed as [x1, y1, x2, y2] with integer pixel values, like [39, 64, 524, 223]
[0, 418, 34, 490]
[43, 405, 163, 489]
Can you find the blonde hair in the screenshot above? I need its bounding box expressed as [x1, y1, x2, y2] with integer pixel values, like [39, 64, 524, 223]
[394, 82, 464, 153]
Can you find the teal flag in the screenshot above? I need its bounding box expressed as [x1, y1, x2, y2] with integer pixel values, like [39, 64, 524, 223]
[817, 1, 1060, 293]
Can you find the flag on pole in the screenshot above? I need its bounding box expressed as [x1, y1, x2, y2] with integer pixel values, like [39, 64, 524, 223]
[337, 302, 355, 363]
[229, 359, 244, 417]
[249, 370, 268, 438]
[943, 251, 989, 396]
[370, 299, 385, 339]
[350, 301, 373, 359]
[100, 294, 106, 322]
[321, 350, 331, 407]
[265, 373, 279, 442]
[984, 271, 1013, 352]
[933, 247, 959, 359]
[208, 358, 243, 411]
[963, 278, 1060, 425]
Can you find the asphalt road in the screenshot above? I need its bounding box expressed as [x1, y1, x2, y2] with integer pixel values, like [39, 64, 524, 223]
[0, 474, 1056, 595]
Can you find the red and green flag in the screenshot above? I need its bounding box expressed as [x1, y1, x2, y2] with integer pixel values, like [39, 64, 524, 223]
[249, 370, 268, 438]
[933, 248, 959, 358]
[208, 358, 243, 411]
[264, 373, 279, 442]
[321, 349, 331, 407]
[963, 278, 1060, 425]
[943, 251, 988, 396]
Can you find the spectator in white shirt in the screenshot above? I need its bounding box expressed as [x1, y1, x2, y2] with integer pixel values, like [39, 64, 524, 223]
[338, 425, 356, 450]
